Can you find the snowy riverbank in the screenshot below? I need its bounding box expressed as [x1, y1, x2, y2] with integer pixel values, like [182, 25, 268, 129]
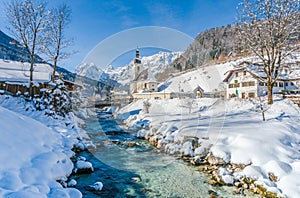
[0, 95, 90, 197]
[117, 97, 300, 197]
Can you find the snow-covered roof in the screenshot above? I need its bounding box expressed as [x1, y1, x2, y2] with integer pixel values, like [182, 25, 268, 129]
[223, 63, 300, 82]
[0, 59, 52, 83]
[223, 67, 262, 82]
[135, 68, 148, 81]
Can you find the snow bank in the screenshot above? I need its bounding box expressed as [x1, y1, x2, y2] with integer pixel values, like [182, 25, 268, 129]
[119, 97, 300, 197]
[0, 106, 81, 197]
[0, 95, 87, 197]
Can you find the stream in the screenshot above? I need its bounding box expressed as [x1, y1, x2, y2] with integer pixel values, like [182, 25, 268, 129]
[72, 113, 257, 198]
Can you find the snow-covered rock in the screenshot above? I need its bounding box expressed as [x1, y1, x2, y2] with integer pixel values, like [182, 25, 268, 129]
[67, 179, 77, 187]
[180, 142, 194, 157]
[74, 160, 94, 174]
[221, 175, 234, 185]
[88, 182, 103, 191]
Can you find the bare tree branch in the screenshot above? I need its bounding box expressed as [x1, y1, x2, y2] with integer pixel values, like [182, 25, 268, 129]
[42, 3, 73, 82]
[236, 0, 300, 104]
[6, 0, 50, 98]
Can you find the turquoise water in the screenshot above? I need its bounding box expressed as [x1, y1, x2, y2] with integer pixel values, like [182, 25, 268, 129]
[72, 116, 257, 198]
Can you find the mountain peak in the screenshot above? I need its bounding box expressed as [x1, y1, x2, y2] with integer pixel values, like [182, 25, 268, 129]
[75, 51, 182, 85]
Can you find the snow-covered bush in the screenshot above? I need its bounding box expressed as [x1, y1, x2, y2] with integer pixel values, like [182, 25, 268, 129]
[33, 79, 81, 117]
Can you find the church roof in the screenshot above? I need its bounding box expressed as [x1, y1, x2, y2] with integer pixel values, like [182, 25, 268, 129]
[134, 68, 148, 81]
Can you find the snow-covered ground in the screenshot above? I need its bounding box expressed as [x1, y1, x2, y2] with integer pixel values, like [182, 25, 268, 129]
[0, 95, 87, 197]
[118, 97, 300, 197]
[158, 62, 233, 93]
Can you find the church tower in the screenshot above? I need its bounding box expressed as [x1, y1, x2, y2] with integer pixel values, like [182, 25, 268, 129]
[132, 49, 142, 80]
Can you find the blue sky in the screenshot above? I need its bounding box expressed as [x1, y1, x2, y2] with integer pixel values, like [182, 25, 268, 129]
[0, 0, 241, 71]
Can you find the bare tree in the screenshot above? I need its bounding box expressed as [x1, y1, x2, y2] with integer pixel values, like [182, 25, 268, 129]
[6, 0, 50, 98]
[44, 4, 73, 82]
[236, 0, 300, 104]
[143, 100, 151, 114]
[180, 98, 195, 114]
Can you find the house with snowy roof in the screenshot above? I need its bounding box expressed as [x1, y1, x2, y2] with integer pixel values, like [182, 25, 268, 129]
[0, 59, 52, 96]
[223, 62, 300, 99]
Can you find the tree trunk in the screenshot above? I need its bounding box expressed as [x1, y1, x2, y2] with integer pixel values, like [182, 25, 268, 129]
[30, 53, 34, 98]
[52, 57, 57, 82]
[258, 96, 266, 121]
[267, 83, 273, 105]
[261, 111, 266, 121]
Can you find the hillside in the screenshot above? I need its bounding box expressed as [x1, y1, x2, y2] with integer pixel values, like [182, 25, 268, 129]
[0, 30, 44, 63]
[168, 24, 300, 76]
[170, 25, 238, 72]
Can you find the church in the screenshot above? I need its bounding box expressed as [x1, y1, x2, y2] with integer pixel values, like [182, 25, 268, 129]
[130, 49, 159, 94]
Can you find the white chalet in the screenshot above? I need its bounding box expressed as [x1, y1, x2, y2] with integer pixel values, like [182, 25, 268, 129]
[223, 64, 299, 99]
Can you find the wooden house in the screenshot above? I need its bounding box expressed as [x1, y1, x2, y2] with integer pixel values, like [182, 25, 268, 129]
[0, 59, 52, 96]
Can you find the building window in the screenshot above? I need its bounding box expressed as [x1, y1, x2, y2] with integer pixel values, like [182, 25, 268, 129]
[242, 92, 246, 99]
[285, 82, 289, 87]
[243, 71, 247, 76]
[242, 82, 247, 87]
[249, 81, 255, 86]
[248, 92, 255, 98]
[229, 84, 234, 88]
[274, 82, 278, 87]
[236, 72, 238, 77]
[291, 82, 295, 86]
[234, 83, 240, 88]
[259, 82, 265, 86]
[279, 82, 284, 87]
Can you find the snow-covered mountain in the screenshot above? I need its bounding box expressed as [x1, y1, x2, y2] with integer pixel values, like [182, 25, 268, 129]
[75, 51, 182, 85]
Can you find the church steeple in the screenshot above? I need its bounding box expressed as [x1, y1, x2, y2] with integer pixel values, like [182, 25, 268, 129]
[132, 48, 142, 80]
[134, 49, 141, 64]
